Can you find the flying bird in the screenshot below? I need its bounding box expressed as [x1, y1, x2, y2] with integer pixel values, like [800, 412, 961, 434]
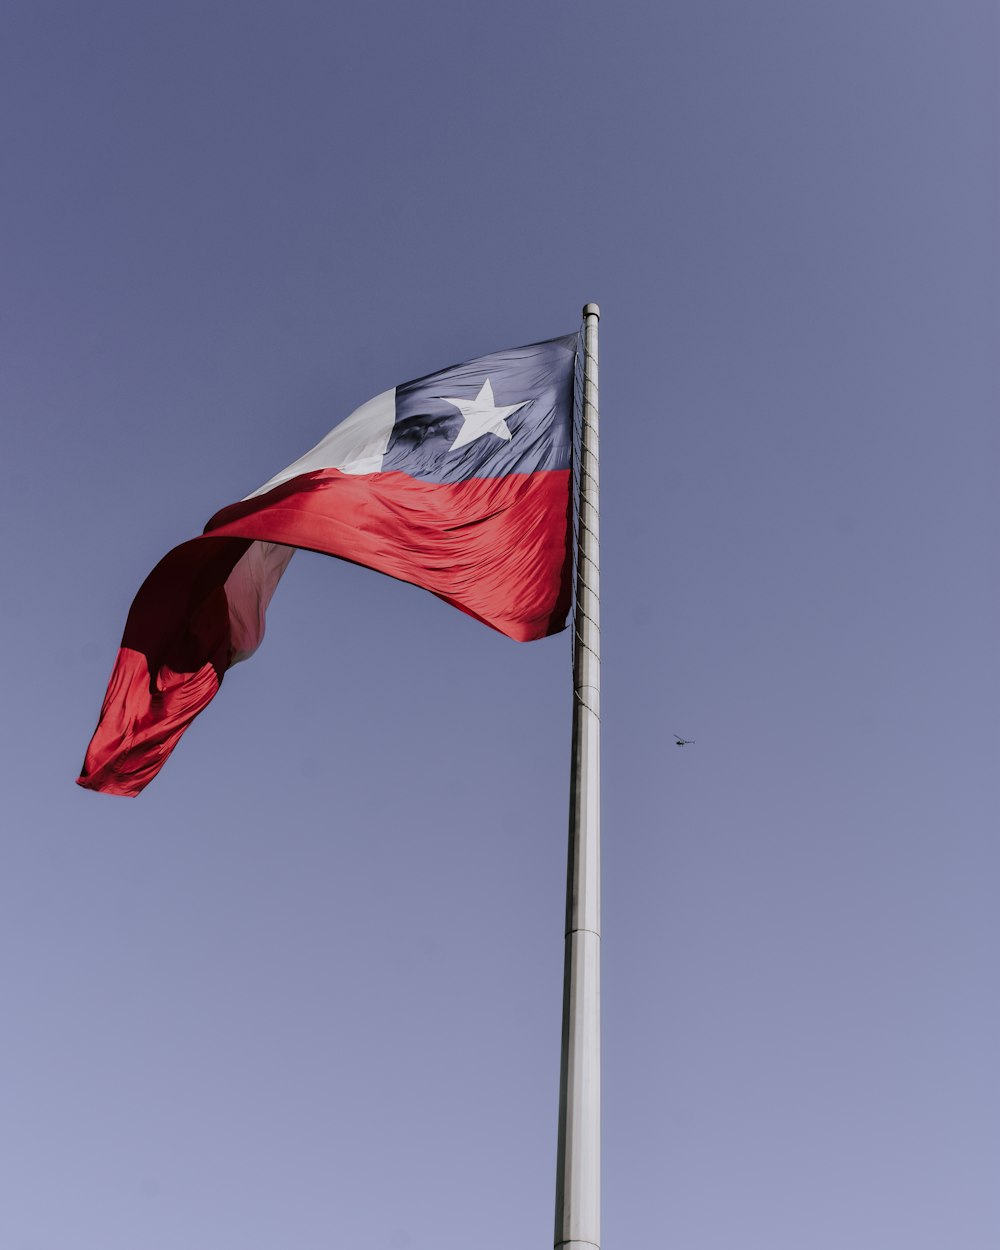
[674, 735, 694, 746]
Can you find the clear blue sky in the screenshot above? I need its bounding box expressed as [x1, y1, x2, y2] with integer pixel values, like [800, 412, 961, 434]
[2, 2, 997, 1247]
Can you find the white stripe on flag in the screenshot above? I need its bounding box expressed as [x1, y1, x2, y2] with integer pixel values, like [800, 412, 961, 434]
[246, 386, 397, 500]
[226, 387, 397, 666]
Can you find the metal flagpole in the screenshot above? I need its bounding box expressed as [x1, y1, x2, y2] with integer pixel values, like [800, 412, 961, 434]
[555, 303, 601, 1250]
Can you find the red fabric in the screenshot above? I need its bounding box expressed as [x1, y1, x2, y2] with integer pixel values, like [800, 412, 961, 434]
[78, 468, 571, 796]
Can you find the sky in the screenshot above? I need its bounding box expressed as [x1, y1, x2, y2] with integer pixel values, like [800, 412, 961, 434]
[1, 1, 997, 1246]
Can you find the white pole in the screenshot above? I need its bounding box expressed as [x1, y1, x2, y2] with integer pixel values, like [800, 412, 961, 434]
[555, 303, 601, 1250]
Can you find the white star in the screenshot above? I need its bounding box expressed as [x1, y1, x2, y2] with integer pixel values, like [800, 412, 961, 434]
[441, 378, 529, 451]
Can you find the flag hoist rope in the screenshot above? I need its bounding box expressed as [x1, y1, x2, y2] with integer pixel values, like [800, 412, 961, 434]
[555, 303, 601, 1250]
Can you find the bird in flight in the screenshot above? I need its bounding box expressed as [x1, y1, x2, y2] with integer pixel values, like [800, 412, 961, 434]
[674, 735, 694, 746]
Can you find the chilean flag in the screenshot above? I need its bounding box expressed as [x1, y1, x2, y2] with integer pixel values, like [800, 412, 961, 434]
[78, 334, 578, 796]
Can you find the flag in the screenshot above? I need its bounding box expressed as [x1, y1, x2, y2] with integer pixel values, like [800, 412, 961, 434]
[78, 334, 578, 796]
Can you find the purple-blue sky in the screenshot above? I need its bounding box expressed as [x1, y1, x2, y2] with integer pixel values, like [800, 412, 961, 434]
[2, 2, 997, 1246]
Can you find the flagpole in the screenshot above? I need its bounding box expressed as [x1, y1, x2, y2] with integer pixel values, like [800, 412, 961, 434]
[555, 303, 601, 1250]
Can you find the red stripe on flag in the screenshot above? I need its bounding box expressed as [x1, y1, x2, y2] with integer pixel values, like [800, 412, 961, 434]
[78, 468, 571, 796]
[207, 467, 572, 641]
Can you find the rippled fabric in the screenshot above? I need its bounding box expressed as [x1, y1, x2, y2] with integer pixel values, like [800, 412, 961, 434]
[78, 335, 577, 796]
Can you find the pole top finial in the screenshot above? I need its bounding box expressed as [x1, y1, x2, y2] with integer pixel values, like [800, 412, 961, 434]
[582, 302, 600, 320]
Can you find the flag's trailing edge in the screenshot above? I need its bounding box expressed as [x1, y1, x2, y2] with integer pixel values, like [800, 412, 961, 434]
[78, 335, 578, 796]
